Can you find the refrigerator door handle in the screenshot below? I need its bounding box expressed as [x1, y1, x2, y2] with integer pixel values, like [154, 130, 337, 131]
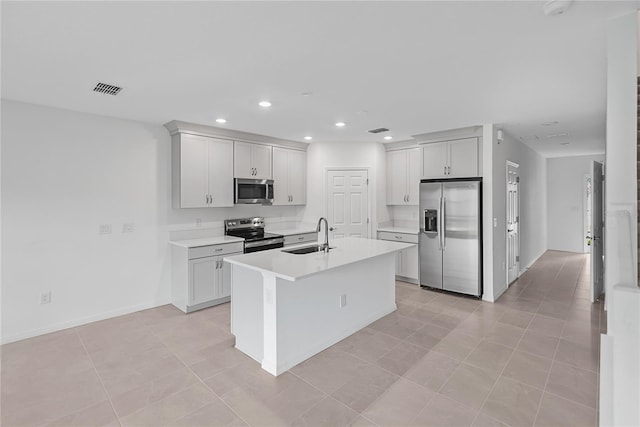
[441, 197, 446, 249]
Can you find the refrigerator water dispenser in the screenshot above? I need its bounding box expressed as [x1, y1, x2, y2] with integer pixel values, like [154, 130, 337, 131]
[424, 209, 438, 233]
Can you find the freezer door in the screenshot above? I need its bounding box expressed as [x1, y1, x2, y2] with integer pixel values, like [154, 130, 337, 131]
[442, 180, 481, 296]
[419, 182, 443, 290]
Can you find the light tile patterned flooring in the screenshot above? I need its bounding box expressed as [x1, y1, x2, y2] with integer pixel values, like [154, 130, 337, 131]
[1, 250, 603, 426]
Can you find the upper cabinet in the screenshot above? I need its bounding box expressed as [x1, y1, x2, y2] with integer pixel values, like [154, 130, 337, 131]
[421, 137, 478, 179]
[234, 141, 272, 179]
[172, 133, 234, 208]
[386, 147, 420, 205]
[272, 147, 306, 205]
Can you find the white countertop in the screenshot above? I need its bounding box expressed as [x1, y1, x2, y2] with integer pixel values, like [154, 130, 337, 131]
[266, 227, 317, 236]
[169, 235, 244, 248]
[224, 237, 413, 281]
[377, 226, 419, 235]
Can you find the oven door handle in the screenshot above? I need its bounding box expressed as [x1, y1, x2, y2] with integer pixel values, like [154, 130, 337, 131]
[244, 238, 285, 249]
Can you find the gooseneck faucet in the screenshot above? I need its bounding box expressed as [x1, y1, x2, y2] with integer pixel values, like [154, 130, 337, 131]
[316, 217, 330, 253]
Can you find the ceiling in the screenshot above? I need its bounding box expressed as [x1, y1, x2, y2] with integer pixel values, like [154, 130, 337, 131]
[2, 1, 639, 157]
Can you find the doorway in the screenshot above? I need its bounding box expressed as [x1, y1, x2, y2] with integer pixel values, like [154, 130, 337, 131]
[506, 161, 520, 285]
[326, 169, 370, 239]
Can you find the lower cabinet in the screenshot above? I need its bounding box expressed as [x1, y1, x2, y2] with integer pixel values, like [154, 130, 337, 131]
[171, 241, 243, 313]
[377, 231, 419, 284]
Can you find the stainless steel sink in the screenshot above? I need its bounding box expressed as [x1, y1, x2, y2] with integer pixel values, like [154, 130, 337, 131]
[282, 245, 334, 255]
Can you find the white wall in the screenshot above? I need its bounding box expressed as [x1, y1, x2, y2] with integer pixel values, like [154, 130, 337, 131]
[491, 129, 548, 299]
[546, 154, 604, 253]
[0, 100, 301, 343]
[302, 141, 389, 235]
[605, 11, 638, 292]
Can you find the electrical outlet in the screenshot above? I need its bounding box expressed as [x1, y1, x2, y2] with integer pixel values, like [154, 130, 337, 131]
[40, 291, 51, 304]
[122, 223, 134, 233]
[195, 218, 202, 227]
[493, 218, 498, 228]
[99, 224, 112, 235]
[340, 294, 347, 308]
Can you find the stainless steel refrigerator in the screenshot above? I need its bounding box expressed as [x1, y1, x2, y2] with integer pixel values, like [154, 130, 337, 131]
[419, 178, 482, 297]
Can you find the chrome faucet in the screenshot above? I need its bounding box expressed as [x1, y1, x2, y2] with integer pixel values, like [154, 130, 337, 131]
[316, 217, 330, 253]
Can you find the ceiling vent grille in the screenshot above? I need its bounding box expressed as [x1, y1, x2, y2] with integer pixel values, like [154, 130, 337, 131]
[368, 127, 389, 134]
[93, 82, 123, 96]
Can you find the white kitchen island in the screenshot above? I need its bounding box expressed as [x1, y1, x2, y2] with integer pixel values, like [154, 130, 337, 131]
[224, 237, 413, 376]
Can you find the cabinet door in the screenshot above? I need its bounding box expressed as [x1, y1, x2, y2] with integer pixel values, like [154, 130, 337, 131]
[402, 245, 419, 280]
[233, 141, 254, 178]
[421, 142, 448, 179]
[252, 144, 272, 179]
[207, 137, 234, 207]
[220, 256, 232, 298]
[288, 149, 306, 205]
[272, 147, 289, 205]
[189, 257, 217, 305]
[448, 137, 478, 178]
[180, 134, 209, 208]
[406, 148, 421, 205]
[386, 150, 407, 205]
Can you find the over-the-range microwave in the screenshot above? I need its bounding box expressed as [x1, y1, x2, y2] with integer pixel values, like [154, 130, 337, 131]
[234, 178, 274, 205]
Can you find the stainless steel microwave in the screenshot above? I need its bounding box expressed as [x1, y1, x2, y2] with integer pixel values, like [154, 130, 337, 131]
[235, 178, 274, 205]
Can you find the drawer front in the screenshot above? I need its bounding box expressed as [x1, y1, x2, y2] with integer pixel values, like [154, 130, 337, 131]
[284, 232, 317, 246]
[188, 242, 244, 259]
[377, 231, 418, 244]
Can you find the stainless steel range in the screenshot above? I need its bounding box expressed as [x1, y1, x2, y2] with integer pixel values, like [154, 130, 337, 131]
[224, 217, 284, 253]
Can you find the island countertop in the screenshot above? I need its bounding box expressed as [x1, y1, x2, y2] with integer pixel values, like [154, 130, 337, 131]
[224, 237, 413, 281]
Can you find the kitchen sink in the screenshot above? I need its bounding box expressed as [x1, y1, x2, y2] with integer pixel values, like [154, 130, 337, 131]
[282, 245, 333, 255]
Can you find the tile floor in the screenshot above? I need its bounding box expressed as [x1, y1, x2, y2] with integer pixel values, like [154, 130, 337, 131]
[1, 250, 604, 426]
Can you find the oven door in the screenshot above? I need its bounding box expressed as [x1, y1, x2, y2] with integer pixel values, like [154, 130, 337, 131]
[244, 238, 284, 253]
[235, 179, 274, 205]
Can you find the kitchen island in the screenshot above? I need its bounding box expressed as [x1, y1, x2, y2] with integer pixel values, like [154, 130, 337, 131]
[224, 237, 413, 376]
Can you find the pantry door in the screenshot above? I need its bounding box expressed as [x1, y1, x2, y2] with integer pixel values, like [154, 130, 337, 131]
[327, 169, 369, 239]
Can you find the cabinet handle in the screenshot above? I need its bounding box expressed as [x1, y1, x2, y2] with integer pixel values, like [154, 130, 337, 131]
[298, 236, 304, 240]
[407, 195, 409, 203]
[444, 165, 447, 175]
[395, 236, 403, 240]
[215, 248, 223, 252]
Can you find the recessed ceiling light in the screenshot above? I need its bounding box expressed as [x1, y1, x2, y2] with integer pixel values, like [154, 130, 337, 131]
[384, 136, 393, 140]
[304, 136, 312, 140]
[541, 121, 559, 126]
[560, 142, 570, 145]
[259, 101, 272, 108]
[301, 92, 313, 97]
[215, 118, 227, 124]
[335, 122, 346, 128]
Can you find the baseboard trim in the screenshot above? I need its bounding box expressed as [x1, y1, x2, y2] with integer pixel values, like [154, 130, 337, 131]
[1, 299, 172, 345]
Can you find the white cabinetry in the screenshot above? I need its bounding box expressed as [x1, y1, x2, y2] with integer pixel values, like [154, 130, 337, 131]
[283, 232, 317, 247]
[377, 231, 419, 283]
[272, 147, 306, 205]
[234, 141, 272, 179]
[421, 137, 478, 179]
[173, 133, 234, 208]
[386, 147, 420, 205]
[171, 242, 243, 313]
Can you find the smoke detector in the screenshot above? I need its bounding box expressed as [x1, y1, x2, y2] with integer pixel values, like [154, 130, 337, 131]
[543, 0, 573, 16]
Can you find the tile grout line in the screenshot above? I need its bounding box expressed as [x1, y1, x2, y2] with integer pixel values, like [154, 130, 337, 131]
[74, 329, 123, 427]
[531, 270, 570, 427]
[144, 319, 255, 427]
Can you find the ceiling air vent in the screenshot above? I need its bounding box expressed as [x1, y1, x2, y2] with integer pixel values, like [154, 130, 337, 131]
[368, 127, 389, 134]
[93, 82, 123, 96]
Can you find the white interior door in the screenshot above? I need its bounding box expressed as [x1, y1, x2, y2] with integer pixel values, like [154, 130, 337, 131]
[591, 161, 604, 302]
[327, 169, 369, 239]
[506, 162, 520, 285]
